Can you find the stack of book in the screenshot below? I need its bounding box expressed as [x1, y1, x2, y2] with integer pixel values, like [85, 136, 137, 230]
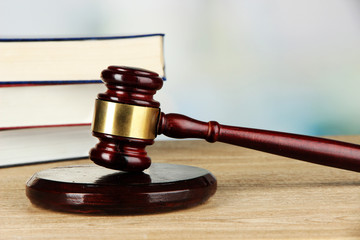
[0, 34, 165, 167]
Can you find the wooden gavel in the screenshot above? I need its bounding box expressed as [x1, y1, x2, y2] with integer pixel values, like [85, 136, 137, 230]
[90, 66, 360, 173]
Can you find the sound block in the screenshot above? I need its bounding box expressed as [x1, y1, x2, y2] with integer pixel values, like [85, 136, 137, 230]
[26, 163, 217, 214]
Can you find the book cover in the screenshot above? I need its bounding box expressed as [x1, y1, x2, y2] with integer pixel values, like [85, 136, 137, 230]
[0, 33, 165, 129]
[0, 33, 165, 85]
[0, 125, 97, 167]
[0, 83, 105, 129]
[0, 34, 166, 166]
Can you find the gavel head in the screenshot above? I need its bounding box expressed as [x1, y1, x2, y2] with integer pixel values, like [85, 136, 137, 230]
[90, 66, 163, 172]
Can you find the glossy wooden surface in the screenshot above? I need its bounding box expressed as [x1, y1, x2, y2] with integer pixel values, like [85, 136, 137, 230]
[26, 163, 216, 214]
[159, 113, 360, 173]
[91, 66, 360, 173]
[2, 138, 360, 239]
[98, 65, 163, 108]
[90, 66, 163, 171]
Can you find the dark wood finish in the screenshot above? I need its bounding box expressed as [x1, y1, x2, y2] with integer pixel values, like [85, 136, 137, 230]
[90, 66, 360, 173]
[26, 163, 217, 214]
[90, 133, 154, 172]
[90, 66, 163, 172]
[25, 66, 360, 215]
[98, 65, 163, 108]
[158, 113, 360, 172]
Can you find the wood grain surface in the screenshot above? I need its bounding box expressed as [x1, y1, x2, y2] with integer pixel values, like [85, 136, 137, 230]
[1, 136, 360, 239]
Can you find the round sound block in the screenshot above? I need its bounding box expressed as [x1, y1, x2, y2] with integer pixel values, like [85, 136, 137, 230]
[26, 163, 217, 214]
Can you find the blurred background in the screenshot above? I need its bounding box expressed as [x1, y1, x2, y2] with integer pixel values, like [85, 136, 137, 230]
[1, 0, 359, 136]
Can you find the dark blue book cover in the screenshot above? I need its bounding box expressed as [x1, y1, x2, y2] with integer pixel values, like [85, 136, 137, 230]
[0, 34, 165, 85]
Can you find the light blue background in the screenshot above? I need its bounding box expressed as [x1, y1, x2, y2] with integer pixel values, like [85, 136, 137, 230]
[1, 0, 359, 136]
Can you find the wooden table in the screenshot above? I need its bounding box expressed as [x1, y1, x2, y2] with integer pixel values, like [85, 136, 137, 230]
[1, 136, 360, 239]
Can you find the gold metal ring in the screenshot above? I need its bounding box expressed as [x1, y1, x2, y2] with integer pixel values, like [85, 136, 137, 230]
[92, 99, 160, 139]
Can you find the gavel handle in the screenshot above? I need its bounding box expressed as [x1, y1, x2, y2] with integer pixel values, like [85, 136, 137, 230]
[158, 113, 360, 173]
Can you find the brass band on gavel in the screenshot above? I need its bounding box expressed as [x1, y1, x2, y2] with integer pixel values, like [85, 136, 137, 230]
[92, 99, 160, 140]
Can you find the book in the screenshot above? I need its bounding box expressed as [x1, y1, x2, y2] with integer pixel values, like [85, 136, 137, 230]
[0, 34, 166, 166]
[0, 34, 165, 129]
[0, 125, 97, 167]
[0, 34, 165, 85]
[0, 83, 105, 129]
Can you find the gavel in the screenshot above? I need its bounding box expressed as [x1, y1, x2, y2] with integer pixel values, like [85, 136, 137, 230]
[90, 65, 360, 173]
[26, 65, 360, 214]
